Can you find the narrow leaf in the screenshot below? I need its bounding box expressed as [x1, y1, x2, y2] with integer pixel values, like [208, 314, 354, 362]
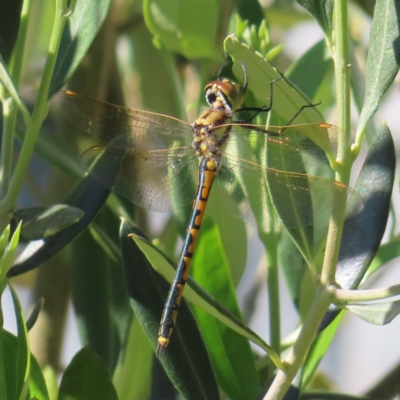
[120, 220, 220, 400]
[357, 0, 400, 136]
[128, 224, 279, 363]
[0, 0, 23, 63]
[320, 124, 395, 330]
[296, 0, 333, 38]
[14, 205, 84, 241]
[49, 0, 112, 95]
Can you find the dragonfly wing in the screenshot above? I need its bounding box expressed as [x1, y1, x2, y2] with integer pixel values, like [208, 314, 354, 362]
[220, 151, 360, 231]
[53, 90, 193, 149]
[84, 147, 198, 212]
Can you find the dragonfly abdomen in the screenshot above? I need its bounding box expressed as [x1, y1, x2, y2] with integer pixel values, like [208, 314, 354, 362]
[157, 157, 218, 356]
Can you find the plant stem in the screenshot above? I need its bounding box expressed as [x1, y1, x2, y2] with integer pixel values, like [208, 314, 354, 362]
[0, 0, 72, 214]
[263, 284, 331, 400]
[0, 0, 32, 196]
[261, 231, 281, 354]
[264, 1, 352, 398]
[331, 284, 400, 302]
[320, 0, 351, 287]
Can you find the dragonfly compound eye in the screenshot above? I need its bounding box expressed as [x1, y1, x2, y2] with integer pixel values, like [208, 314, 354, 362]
[204, 79, 243, 111]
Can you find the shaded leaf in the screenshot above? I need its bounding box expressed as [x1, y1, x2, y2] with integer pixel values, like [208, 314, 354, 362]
[7, 146, 121, 277]
[26, 298, 44, 332]
[237, 0, 264, 27]
[0, 0, 23, 63]
[120, 220, 220, 400]
[70, 220, 132, 375]
[58, 347, 118, 400]
[14, 204, 84, 241]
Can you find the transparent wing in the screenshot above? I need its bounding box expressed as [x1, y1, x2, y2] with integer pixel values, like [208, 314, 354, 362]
[84, 146, 198, 211]
[217, 123, 362, 230]
[53, 90, 193, 151]
[53, 90, 198, 211]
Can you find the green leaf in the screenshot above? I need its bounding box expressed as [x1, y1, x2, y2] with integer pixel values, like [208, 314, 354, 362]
[127, 223, 279, 363]
[29, 353, 50, 400]
[320, 124, 395, 330]
[14, 205, 84, 241]
[206, 187, 248, 287]
[58, 347, 118, 400]
[130, 23, 184, 118]
[0, 330, 28, 400]
[49, 0, 112, 95]
[0, 223, 21, 282]
[143, 0, 220, 59]
[357, 0, 400, 137]
[191, 218, 259, 400]
[347, 301, 400, 325]
[120, 220, 220, 400]
[224, 36, 346, 266]
[296, 0, 333, 39]
[7, 154, 116, 277]
[113, 319, 152, 400]
[2, 284, 30, 400]
[42, 366, 58, 400]
[225, 36, 324, 125]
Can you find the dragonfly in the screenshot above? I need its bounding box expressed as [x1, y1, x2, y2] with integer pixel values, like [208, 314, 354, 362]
[54, 64, 357, 357]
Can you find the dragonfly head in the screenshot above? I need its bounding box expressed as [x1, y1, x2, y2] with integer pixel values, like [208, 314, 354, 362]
[204, 79, 245, 112]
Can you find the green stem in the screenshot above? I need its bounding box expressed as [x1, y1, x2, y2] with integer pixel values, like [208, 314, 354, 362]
[0, 0, 72, 214]
[331, 284, 400, 302]
[261, 231, 281, 354]
[264, 284, 331, 400]
[264, 2, 352, 398]
[0, 0, 32, 196]
[320, 0, 351, 287]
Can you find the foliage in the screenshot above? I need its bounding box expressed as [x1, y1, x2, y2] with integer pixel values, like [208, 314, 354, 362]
[0, 0, 399, 399]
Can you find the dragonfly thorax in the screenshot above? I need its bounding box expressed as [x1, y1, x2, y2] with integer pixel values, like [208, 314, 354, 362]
[191, 108, 233, 162]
